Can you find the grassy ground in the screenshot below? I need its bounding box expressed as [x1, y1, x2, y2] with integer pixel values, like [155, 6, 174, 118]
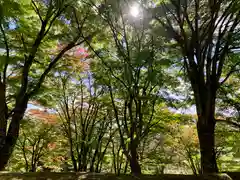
[0, 172, 239, 180]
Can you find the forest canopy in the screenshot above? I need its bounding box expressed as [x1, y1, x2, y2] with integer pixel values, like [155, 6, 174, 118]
[0, 0, 240, 176]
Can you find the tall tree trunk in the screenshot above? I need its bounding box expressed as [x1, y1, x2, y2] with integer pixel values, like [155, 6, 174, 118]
[0, 91, 28, 170]
[191, 77, 218, 174]
[197, 118, 218, 174]
[129, 144, 141, 176]
[129, 157, 141, 176]
[0, 82, 7, 153]
[0, 111, 24, 170]
[30, 166, 36, 172]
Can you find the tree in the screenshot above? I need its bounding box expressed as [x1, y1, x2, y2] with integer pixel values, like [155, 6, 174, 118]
[139, 105, 198, 174]
[0, 0, 94, 169]
[217, 72, 240, 129]
[87, 0, 175, 175]
[153, 0, 240, 173]
[7, 111, 62, 172]
[215, 123, 240, 172]
[54, 72, 115, 172]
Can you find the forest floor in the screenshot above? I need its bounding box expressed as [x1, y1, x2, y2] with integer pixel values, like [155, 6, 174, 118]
[0, 172, 239, 180]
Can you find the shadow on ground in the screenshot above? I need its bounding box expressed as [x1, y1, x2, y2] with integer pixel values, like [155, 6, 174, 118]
[0, 172, 239, 180]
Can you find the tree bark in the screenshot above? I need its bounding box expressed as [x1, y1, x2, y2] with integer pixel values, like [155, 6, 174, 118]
[0, 82, 7, 153]
[0, 94, 27, 170]
[197, 116, 218, 174]
[190, 72, 219, 174]
[129, 144, 141, 176]
[129, 157, 141, 176]
[0, 112, 24, 170]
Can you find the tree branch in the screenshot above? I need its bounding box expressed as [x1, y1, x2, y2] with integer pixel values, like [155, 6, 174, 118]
[216, 11, 240, 81]
[43, 6, 67, 37]
[31, 0, 44, 23]
[28, 37, 83, 97]
[220, 68, 240, 85]
[216, 118, 240, 129]
[0, 23, 9, 87]
[84, 37, 130, 92]
[73, 7, 89, 33]
[19, 18, 49, 99]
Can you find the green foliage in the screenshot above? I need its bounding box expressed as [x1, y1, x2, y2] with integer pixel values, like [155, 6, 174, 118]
[1, 0, 240, 175]
[215, 124, 240, 172]
[7, 116, 65, 172]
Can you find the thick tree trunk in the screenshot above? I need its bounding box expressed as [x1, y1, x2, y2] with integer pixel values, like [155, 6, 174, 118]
[0, 119, 7, 155]
[0, 138, 15, 170]
[0, 95, 27, 170]
[0, 82, 7, 152]
[191, 76, 218, 174]
[197, 118, 218, 174]
[129, 145, 141, 176]
[0, 112, 23, 170]
[129, 157, 141, 176]
[30, 166, 36, 172]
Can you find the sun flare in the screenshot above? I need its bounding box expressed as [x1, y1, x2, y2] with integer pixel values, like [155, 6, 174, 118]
[130, 4, 140, 17]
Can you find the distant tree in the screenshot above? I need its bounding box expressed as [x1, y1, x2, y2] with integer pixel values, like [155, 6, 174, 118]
[54, 72, 115, 172]
[7, 114, 59, 172]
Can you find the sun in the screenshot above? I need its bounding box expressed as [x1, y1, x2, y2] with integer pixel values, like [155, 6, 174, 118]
[130, 4, 140, 17]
